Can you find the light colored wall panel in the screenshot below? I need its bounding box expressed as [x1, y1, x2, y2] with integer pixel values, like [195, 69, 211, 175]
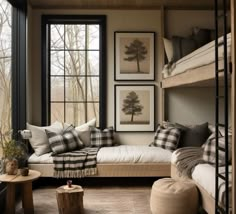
[166, 87, 231, 125]
[165, 10, 215, 38]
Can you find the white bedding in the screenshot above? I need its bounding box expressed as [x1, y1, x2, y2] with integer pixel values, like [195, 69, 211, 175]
[28, 145, 172, 164]
[171, 150, 232, 206]
[192, 164, 232, 206]
[162, 33, 231, 78]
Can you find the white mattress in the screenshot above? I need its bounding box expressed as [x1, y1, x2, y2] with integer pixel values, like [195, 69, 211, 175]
[192, 164, 232, 206]
[28, 145, 172, 164]
[171, 149, 232, 206]
[162, 33, 231, 78]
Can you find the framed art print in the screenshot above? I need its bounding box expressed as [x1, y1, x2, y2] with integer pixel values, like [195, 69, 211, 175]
[115, 85, 155, 132]
[114, 31, 155, 81]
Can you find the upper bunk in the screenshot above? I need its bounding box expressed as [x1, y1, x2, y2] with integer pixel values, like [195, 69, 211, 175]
[161, 33, 232, 88]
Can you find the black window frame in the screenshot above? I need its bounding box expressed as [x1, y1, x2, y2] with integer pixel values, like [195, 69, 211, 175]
[1, 0, 27, 208]
[41, 15, 107, 129]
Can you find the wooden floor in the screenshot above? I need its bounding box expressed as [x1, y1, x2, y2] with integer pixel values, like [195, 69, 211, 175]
[15, 178, 155, 214]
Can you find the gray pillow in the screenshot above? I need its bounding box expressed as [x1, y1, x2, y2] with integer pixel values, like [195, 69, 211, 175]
[171, 36, 197, 62]
[175, 122, 209, 148]
[192, 28, 212, 47]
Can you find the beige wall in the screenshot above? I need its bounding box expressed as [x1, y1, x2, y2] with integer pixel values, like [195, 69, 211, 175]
[164, 10, 231, 125]
[28, 9, 163, 145]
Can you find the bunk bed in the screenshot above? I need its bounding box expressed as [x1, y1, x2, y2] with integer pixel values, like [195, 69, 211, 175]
[161, 33, 232, 88]
[161, 0, 234, 213]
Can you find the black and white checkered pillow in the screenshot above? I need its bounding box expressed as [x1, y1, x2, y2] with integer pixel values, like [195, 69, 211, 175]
[203, 131, 232, 166]
[153, 125, 181, 151]
[90, 127, 114, 147]
[45, 127, 84, 155]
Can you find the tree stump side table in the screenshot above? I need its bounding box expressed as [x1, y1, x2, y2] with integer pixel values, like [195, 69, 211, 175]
[56, 185, 84, 214]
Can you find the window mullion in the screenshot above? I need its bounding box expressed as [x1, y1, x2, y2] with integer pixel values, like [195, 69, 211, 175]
[64, 24, 66, 123]
[85, 24, 88, 122]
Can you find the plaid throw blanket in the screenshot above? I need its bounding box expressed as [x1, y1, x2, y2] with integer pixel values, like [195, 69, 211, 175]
[175, 147, 205, 178]
[53, 147, 100, 178]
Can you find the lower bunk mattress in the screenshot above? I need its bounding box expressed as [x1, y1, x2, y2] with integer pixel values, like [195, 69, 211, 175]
[171, 153, 232, 212]
[28, 145, 172, 177]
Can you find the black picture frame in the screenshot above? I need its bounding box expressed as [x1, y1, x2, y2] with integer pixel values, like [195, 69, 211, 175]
[114, 31, 155, 81]
[115, 84, 155, 132]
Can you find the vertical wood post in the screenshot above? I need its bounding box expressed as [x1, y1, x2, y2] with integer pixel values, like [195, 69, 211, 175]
[231, 0, 236, 213]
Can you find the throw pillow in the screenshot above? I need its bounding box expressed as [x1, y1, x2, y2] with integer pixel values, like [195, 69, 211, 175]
[203, 131, 232, 166]
[172, 36, 197, 62]
[192, 27, 212, 47]
[46, 128, 84, 155]
[175, 122, 210, 148]
[153, 125, 181, 151]
[27, 121, 63, 156]
[90, 127, 114, 147]
[163, 38, 174, 63]
[75, 118, 96, 147]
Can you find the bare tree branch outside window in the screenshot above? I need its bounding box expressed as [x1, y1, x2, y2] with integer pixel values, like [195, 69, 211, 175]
[0, 0, 12, 173]
[50, 24, 100, 126]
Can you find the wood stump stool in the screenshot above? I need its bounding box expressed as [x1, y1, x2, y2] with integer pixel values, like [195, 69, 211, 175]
[56, 185, 84, 214]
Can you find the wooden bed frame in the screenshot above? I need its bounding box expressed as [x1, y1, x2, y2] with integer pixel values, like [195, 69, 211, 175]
[161, 59, 230, 88]
[28, 163, 171, 177]
[171, 164, 215, 214]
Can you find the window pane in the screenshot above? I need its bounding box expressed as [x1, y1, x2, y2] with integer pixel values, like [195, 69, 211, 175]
[49, 21, 103, 127]
[51, 51, 64, 75]
[65, 51, 85, 75]
[65, 25, 85, 50]
[65, 103, 85, 126]
[51, 103, 64, 123]
[50, 25, 64, 49]
[65, 77, 85, 102]
[87, 77, 99, 102]
[88, 25, 99, 50]
[51, 77, 64, 101]
[87, 51, 99, 75]
[87, 103, 99, 126]
[0, 0, 12, 172]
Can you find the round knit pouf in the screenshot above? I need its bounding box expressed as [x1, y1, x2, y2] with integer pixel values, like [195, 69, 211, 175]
[150, 178, 199, 214]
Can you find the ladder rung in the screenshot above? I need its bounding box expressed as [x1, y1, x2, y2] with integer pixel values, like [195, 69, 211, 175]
[217, 146, 225, 152]
[217, 173, 226, 181]
[217, 123, 225, 127]
[216, 205, 226, 213]
[217, 69, 224, 73]
[217, 13, 225, 18]
[216, 96, 224, 99]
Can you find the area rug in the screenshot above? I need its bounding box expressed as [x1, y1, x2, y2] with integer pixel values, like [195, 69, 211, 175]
[16, 186, 152, 214]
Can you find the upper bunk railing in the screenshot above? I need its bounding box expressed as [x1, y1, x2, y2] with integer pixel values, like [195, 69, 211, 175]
[214, 0, 230, 213]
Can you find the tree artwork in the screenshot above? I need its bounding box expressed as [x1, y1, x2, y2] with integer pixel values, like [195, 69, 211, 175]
[124, 39, 147, 73]
[122, 91, 143, 122]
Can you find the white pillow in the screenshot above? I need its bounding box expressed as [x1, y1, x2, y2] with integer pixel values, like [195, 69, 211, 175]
[75, 118, 96, 147]
[163, 38, 174, 63]
[27, 121, 63, 156]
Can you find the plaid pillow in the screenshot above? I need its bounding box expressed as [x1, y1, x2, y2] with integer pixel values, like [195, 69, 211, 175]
[203, 131, 232, 166]
[45, 128, 84, 155]
[153, 125, 181, 151]
[90, 127, 114, 147]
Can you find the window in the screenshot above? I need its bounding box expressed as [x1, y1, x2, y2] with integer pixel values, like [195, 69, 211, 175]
[42, 15, 107, 128]
[0, 0, 12, 173]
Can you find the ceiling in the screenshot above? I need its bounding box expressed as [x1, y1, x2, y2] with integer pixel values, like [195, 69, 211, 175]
[29, 0, 216, 10]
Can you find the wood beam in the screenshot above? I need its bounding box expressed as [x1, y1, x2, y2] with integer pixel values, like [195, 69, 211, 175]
[231, 0, 236, 212]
